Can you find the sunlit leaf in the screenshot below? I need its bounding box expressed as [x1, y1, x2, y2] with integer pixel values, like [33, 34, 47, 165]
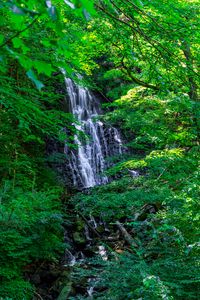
[34, 61, 54, 76]
[12, 37, 23, 48]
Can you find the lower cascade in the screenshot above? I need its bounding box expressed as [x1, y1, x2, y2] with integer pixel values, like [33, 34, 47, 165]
[64, 78, 123, 188]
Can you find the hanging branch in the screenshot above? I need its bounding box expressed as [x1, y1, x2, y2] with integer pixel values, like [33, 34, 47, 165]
[110, 0, 173, 58]
[120, 58, 159, 90]
[97, 1, 199, 80]
[122, 0, 170, 33]
[96, 4, 159, 90]
[97, 1, 167, 58]
[0, 15, 40, 49]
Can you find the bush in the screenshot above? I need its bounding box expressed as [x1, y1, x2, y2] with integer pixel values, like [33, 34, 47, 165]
[0, 184, 63, 299]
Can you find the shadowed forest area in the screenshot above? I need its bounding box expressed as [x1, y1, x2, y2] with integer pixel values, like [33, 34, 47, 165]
[0, 0, 199, 299]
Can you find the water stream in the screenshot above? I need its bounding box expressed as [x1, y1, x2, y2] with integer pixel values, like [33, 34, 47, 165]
[64, 78, 123, 189]
[59, 79, 124, 298]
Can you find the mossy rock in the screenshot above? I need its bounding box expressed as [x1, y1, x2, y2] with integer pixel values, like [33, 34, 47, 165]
[73, 232, 86, 244]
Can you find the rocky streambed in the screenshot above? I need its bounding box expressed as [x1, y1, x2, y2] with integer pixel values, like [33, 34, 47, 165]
[27, 197, 159, 300]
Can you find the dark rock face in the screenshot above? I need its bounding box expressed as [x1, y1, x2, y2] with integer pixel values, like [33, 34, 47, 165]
[46, 138, 73, 188]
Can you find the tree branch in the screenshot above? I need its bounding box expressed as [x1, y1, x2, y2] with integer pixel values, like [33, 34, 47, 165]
[120, 59, 159, 90]
[0, 15, 39, 49]
[97, 1, 199, 80]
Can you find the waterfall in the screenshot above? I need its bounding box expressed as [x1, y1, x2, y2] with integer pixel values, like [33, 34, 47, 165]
[64, 78, 123, 188]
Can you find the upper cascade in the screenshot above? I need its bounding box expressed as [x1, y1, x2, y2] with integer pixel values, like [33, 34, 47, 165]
[64, 78, 123, 189]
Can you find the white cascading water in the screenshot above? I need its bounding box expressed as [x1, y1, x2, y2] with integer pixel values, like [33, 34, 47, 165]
[64, 78, 123, 188]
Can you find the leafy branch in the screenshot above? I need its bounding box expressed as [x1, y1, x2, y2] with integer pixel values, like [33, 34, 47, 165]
[0, 15, 40, 49]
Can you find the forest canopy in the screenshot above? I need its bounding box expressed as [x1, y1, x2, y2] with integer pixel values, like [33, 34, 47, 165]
[0, 0, 199, 299]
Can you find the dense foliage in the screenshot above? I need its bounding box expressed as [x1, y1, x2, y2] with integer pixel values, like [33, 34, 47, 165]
[0, 1, 80, 298]
[0, 0, 199, 299]
[73, 89, 200, 299]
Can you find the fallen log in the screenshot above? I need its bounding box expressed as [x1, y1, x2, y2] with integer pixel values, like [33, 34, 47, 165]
[116, 221, 138, 248]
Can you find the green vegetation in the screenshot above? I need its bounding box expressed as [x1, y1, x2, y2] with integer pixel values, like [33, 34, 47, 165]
[0, 0, 199, 299]
[74, 90, 200, 299]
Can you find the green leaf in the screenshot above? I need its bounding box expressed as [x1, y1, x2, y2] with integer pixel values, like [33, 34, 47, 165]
[19, 56, 33, 69]
[11, 38, 29, 54]
[26, 69, 44, 90]
[80, 0, 96, 15]
[42, 40, 51, 47]
[12, 37, 23, 48]
[0, 34, 4, 44]
[34, 61, 53, 76]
